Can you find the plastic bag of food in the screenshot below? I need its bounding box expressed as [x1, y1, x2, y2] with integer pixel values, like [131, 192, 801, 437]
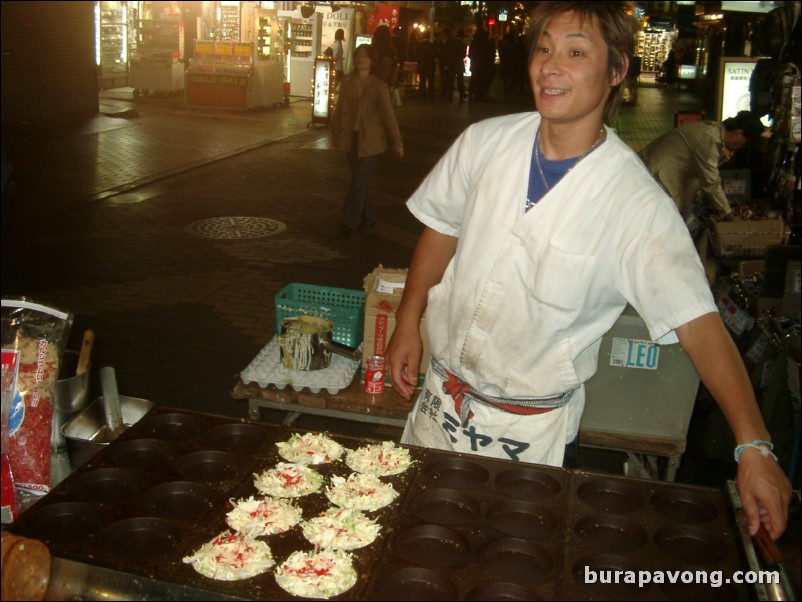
[2, 350, 20, 523]
[1, 298, 73, 519]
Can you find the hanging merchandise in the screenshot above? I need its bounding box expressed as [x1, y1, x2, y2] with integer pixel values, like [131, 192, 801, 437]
[753, 3, 802, 239]
[750, 57, 787, 119]
[636, 28, 677, 73]
[762, 63, 801, 232]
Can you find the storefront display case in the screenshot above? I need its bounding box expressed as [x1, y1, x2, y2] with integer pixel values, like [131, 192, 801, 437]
[185, 39, 282, 109]
[251, 8, 285, 107]
[186, 40, 254, 109]
[278, 9, 322, 97]
[97, 1, 128, 89]
[129, 19, 185, 97]
[255, 8, 282, 60]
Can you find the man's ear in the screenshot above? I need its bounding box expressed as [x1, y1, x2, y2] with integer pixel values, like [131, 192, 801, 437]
[611, 55, 630, 86]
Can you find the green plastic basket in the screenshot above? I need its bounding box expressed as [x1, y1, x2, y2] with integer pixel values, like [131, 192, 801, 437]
[274, 283, 365, 347]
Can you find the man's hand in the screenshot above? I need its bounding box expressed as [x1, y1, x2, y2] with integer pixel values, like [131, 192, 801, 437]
[384, 227, 457, 400]
[385, 323, 421, 400]
[676, 313, 792, 540]
[736, 447, 792, 540]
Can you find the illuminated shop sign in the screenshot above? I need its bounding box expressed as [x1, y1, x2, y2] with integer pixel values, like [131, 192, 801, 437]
[313, 58, 333, 123]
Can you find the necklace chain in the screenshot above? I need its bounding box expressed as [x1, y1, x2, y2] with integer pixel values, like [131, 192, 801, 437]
[533, 127, 606, 193]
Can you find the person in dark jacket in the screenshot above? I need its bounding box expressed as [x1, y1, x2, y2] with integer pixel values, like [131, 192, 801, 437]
[659, 50, 678, 87]
[434, 29, 446, 92]
[371, 25, 399, 87]
[415, 32, 437, 99]
[468, 26, 495, 102]
[441, 27, 467, 102]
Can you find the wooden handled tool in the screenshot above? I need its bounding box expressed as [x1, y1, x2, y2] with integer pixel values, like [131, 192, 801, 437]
[753, 524, 797, 600]
[75, 330, 94, 376]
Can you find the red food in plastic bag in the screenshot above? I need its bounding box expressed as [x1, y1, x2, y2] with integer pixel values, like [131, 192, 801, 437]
[1, 350, 20, 523]
[9, 342, 60, 491]
[1, 298, 72, 517]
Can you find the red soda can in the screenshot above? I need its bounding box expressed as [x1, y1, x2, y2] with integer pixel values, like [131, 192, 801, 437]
[364, 356, 385, 394]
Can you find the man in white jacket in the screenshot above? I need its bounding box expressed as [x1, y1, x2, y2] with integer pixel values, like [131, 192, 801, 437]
[385, 1, 791, 540]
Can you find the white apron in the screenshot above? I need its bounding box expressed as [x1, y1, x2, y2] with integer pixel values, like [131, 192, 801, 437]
[400, 362, 585, 467]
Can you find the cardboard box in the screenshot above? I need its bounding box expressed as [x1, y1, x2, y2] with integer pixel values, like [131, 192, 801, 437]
[739, 260, 765, 278]
[361, 267, 431, 387]
[719, 169, 751, 203]
[712, 218, 786, 257]
[743, 293, 784, 319]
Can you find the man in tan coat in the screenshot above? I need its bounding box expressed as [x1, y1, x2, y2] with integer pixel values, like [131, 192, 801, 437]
[638, 111, 765, 220]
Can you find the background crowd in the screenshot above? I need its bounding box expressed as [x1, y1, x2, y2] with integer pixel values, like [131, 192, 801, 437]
[361, 21, 529, 104]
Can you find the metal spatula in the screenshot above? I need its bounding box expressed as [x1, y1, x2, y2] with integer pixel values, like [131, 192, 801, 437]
[99, 366, 125, 438]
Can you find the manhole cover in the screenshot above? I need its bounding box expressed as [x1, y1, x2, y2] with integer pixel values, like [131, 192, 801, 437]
[186, 217, 286, 239]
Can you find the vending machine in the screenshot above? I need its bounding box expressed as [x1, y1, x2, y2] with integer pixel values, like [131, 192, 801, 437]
[251, 8, 281, 60]
[278, 9, 322, 97]
[248, 7, 284, 106]
[96, 0, 129, 89]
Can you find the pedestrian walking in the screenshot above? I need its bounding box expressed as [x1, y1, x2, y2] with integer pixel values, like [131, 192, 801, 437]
[331, 44, 404, 236]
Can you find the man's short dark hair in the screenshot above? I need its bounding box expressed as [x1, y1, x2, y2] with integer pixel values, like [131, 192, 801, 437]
[527, 2, 638, 124]
[723, 110, 765, 142]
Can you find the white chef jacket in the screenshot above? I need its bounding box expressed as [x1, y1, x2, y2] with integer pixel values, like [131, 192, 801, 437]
[404, 112, 716, 456]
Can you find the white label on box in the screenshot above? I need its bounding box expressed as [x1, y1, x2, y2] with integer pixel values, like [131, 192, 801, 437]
[716, 292, 754, 336]
[610, 337, 660, 370]
[375, 278, 405, 294]
[723, 179, 748, 196]
[745, 332, 770, 365]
